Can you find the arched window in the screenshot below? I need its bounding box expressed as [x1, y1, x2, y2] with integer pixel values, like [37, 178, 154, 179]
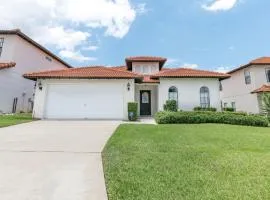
[200, 87, 210, 108]
[168, 86, 178, 102]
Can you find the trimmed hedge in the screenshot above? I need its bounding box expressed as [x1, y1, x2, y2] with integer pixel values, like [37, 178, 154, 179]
[193, 106, 217, 112]
[155, 111, 269, 127]
[128, 102, 138, 121]
[223, 107, 235, 112]
[163, 100, 177, 112]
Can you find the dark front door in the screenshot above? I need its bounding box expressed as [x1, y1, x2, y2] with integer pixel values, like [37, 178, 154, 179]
[140, 90, 151, 116]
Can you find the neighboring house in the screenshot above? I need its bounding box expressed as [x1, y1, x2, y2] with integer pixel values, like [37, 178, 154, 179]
[0, 29, 71, 114]
[24, 56, 229, 120]
[221, 57, 270, 113]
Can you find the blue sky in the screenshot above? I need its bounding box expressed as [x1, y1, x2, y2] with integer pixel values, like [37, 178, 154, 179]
[1, 0, 270, 72]
[92, 0, 270, 71]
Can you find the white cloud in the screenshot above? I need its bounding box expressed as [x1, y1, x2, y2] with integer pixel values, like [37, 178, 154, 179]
[180, 63, 199, 69]
[166, 58, 180, 66]
[59, 50, 97, 62]
[0, 0, 145, 62]
[82, 45, 99, 51]
[202, 0, 238, 12]
[214, 66, 233, 73]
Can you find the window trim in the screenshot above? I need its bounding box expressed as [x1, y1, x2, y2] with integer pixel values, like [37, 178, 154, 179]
[266, 68, 270, 83]
[168, 86, 178, 103]
[0, 38, 4, 57]
[244, 70, 251, 85]
[200, 86, 210, 108]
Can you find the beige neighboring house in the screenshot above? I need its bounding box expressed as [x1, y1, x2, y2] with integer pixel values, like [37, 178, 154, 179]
[0, 29, 71, 114]
[221, 57, 270, 113]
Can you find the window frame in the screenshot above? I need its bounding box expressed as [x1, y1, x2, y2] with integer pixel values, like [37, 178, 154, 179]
[231, 102, 236, 111]
[266, 68, 270, 83]
[168, 86, 178, 103]
[200, 86, 210, 108]
[0, 38, 4, 57]
[244, 70, 251, 85]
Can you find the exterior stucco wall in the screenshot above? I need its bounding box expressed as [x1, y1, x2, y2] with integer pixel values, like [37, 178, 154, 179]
[135, 84, 158, 116]
[221, 64, 270, 113]
[0, 34, 68, 113]
[132, 62, 159, 74]
[33, 79, 135, 120]
[158, 78, 221, 111]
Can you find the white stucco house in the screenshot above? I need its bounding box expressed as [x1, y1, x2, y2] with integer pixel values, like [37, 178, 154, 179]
[24, 56, 230, 120]
[0, 29, 71, 114]
[221, 57, 270, 113]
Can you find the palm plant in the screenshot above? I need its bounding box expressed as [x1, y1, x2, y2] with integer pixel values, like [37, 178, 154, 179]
[261, 93, 270, 120]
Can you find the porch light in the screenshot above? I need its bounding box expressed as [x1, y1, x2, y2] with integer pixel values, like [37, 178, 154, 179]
[127, 82, 131, 91]
[38, 81, 43, 91]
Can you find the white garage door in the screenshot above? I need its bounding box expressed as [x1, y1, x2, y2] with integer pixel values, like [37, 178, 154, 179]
[45, 82, 124, 119]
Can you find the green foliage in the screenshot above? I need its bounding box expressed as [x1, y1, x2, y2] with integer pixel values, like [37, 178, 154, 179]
[128, 102, 138, 121]
[261, 93, 270, 120]
[223, 107, 235, 112]
[155, 111, 269, 127]
[163, 100, 177, 112]
[193, 106, 217, 112]
[0, 113, 33, 128]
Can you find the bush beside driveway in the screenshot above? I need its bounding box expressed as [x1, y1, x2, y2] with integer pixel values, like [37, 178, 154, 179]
[103, 124, 270, 200]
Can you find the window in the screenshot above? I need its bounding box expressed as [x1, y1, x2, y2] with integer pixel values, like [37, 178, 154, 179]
[200, 86, 210, 108]
[231, 102, 236, 111]
[266, 68, 270, 82]
[168, 86, 178, 102]
[219, 81, 223, 91]
[244, 70, 251, 84]
[0, 38, 4, 57]
[224, 103, 228, 108]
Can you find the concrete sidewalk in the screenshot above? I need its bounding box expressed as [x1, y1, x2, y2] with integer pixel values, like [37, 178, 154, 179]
[0, 120, 120, 200]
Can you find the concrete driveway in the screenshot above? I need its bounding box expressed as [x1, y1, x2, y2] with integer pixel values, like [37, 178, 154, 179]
[0, 120, 121, 200]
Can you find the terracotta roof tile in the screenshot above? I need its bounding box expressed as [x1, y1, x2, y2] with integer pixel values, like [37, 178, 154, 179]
[228, 56, 270, 74]
[125, 56, 167, 62]
[0, 62, 16, 70]
[23, 66, 142, 80]
[151, 68, 230, 79]
[251, 84, 270, 93]
[142, 76, 160, 83]
[125, 56, 167, 70]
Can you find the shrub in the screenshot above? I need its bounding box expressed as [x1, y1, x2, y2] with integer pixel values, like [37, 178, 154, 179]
[155, 111, 269, 127]
[163, 100, 177, 112]
[193, 106, 217, 112]
[223, 107, 235, 112]
[128, 102, 138, 121]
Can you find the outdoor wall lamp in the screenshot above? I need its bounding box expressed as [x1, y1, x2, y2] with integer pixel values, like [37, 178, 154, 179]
[127, 82, 131, 91]
[38, 81, 43, 91]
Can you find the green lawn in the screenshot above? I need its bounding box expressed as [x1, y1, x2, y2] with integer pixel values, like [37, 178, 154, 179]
[0, 114, 33, 128]
[102, 124, 270, 200]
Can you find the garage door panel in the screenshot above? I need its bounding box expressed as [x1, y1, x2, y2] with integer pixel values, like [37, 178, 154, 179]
[45, 83, 124, 119]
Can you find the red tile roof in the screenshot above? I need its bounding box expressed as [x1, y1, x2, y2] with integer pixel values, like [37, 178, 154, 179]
[0, 62, 16, 70]
[23, 66, 142, 80]
[228, 57, 270, 74]
[142, 76, 160, 83]
[251, 84, 270, 93]
[125, 56, 167, 62]
[125, 56, 167, 70]
[0, 29, 71, 68]
[151, 68, 230, 79]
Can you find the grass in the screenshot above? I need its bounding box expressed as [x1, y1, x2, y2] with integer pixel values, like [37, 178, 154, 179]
[0, 113, 33, 128]
[102, 124, 270, 200]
